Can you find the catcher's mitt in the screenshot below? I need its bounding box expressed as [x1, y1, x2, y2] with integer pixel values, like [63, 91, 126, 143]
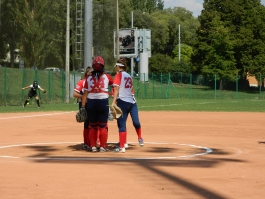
[76, 107, 87, 123]
[110, 104, 122, 119]
[43, 90, 46, 93]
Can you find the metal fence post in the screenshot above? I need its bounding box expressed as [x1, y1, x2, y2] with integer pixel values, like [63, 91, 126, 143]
[166, 73, 170, 99]
[152, 73, 154, 99]
[214, 74, 216, 99]
[62, 70, 65, 102]
[190, 73, 192, 99]
[136, 73, 139, 98]
[160, 73, 163, 98]
[259, 73, 262, 99]
[4, 67, 6, 105]
[144, 73, 146, 98]
[48, 71, 51, 101]
[236, 75, 238, 99]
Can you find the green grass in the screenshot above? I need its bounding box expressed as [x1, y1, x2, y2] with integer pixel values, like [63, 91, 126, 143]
[1, 68, 265, 107]
[134, 80, 264, 100]
[136, 99, 265, 112]
[0, 67, 82, 106]
[0, 99, 265, 113]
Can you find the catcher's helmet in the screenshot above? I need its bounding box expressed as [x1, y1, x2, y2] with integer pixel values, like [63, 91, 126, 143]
[33, 81, 38, 89]
[92, 56, 104, 72]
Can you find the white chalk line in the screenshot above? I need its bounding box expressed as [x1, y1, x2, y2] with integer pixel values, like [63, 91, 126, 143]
[139, 102, 216, 108]
[0, 142, 212, 161]
[0, 111, 74, 120]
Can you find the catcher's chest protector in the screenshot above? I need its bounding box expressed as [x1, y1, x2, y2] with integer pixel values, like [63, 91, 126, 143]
[87, 75, 109, 94]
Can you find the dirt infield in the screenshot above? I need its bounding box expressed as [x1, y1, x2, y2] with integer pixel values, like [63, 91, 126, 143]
[0, 111, 265, 199]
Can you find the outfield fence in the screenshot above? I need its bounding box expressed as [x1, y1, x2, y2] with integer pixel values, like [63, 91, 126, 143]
[0, 67, 264, 106]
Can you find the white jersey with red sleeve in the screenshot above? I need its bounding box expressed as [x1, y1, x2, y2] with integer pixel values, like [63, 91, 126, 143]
[74, 79, 85, 94]
[83, 73, 112, 99]
[74, 79, 86, 102]
[113, 71, 135, 104]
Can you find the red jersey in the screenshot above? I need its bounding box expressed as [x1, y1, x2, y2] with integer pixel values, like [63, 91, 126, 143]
[74, 79, 86, 102]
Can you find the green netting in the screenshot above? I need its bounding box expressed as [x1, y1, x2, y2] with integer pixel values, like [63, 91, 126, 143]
[0, 67, 264, 106]
[0, 68, 76, 106]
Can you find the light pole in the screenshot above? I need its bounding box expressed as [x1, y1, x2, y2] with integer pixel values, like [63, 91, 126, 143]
[65, 0, 70, 103]
[84, 0, 93, 69]
[131, 11, 134, 77]
[116, 0, 120, 60]
[178, 24, 181, 62]
[0, 0, 2, 31]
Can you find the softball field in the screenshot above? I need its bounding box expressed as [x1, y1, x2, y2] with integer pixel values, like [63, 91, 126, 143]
[0, 111, 265, 199]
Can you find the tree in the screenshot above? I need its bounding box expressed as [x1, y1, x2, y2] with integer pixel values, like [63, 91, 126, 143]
[156, 0, 164, 10]
[149, 53, 174, 73]
[151, 7, 199, 57]
[172, 43, 194, 74]
[173, 44, 193, 63]
[0, 0, 200, 74]
[93, 0, 117, 68]
[130, 0, 164, 13]
[1, 0, 68, 69]
[195, 0, 265, 87]
[0, 0, 21, 67]
[9, 0, 47, 68]
[193, 14, 237, 89]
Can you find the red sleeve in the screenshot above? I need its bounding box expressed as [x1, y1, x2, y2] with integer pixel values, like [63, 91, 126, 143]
[105, 73, 114, 86]
[113, 72, 122, 86]
[83, 79, 88, 90]
[74, 79, 84, 93]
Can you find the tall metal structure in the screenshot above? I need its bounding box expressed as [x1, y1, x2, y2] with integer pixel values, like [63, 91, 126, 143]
[75, 0, 84, 71]
[66, 0, 70, 103]
[84, 0, 93, 69]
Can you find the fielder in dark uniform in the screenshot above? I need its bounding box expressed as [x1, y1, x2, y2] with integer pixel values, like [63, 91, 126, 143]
[22, 81, 46, 108]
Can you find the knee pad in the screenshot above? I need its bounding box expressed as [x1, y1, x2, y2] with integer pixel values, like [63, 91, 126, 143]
[89, 122, 98, 129]
[99, 122, 107, 128]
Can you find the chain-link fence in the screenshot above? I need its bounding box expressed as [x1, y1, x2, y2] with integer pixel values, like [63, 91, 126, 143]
[1, 67, 264, 106]
[0, 67, 68, 106]
[135, 72, 264, 100]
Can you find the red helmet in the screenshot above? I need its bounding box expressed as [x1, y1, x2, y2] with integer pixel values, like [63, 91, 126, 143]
[92, 56, 104, 71]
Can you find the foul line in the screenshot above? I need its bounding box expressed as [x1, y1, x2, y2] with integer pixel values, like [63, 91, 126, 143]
[138, 102, 216, 108]
[0, 111, 74, 120]
[0, 142, 212, 161]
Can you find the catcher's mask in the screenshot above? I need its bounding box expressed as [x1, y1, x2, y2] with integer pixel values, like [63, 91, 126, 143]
[92, 56, 104, 72]
[33, 81, 38, 89]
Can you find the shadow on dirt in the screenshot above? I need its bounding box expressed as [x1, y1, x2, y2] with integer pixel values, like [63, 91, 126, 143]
[25, 144, 244, 199]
